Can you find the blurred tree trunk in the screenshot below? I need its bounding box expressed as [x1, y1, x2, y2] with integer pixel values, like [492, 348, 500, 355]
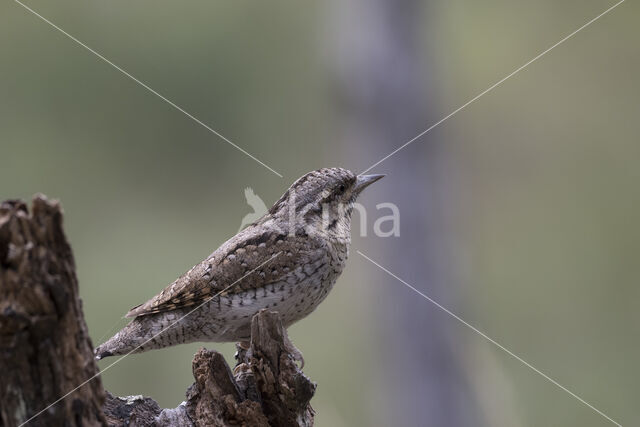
[327, 1, 484, 425]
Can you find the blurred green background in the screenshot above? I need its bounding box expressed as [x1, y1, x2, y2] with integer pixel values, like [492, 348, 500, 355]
[1, 0, 638, 426]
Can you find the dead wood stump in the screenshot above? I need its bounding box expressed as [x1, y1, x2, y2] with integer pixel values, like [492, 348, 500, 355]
[0, 195, 315, 427]
[0, 195, 106, 426]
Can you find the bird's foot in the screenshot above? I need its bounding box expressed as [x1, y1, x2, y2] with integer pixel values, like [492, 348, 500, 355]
[234, 340, 250, 364]
[233, 341, 251, 375]
[283, 328, 305, 369]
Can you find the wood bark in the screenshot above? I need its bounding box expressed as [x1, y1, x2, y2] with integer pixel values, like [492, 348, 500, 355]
[104, 311, 316, 427]
[0, 195, 106, 427]
[0, 195, 315, 427]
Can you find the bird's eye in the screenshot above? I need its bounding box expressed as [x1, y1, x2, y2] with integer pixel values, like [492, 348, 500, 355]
[339, 185, 346, 192]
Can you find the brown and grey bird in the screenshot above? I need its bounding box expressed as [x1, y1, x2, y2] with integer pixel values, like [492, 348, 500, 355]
[95, 168, 383, 363]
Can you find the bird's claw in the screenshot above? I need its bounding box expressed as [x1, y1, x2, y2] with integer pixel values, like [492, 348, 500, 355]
[282, 329, 305, 369]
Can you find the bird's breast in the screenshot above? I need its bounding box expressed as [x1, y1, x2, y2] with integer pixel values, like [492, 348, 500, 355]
[196, 243, 348, 342]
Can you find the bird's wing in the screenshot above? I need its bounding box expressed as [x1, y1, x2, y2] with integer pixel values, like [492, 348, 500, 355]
[125, 230, 321, 318]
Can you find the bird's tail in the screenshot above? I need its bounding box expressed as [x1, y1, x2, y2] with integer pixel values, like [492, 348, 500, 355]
[94, 312, 187, 360]
[94, 320, 140, 360]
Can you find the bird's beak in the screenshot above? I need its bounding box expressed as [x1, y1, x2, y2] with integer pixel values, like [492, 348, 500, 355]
[354, 174, 385, 195]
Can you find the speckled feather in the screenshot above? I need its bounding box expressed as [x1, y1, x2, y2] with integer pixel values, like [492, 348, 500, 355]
[95, 168, 382, 359]
[125, 229, 325, 317]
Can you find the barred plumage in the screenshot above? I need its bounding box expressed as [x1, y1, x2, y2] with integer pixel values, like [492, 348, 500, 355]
[95, 168, 383, 363]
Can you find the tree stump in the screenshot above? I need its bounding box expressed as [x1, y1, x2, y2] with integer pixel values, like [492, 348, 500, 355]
[0, 195, 316, 426]
[103, 310, 316, 426]
[0, 195, 106, 426]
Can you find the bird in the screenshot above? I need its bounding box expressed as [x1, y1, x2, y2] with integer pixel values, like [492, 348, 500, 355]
[238, 187, 268, 232]
[95, 168, 384, 365]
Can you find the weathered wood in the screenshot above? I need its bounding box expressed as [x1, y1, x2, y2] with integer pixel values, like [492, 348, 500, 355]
[0, 194, 315, 426]
[242, 311, 316, 426]
[0, 195, 106, 427]
[103, 310, 316, 426]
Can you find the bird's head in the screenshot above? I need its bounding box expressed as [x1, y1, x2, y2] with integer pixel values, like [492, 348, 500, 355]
[268, 168, 384, 240]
